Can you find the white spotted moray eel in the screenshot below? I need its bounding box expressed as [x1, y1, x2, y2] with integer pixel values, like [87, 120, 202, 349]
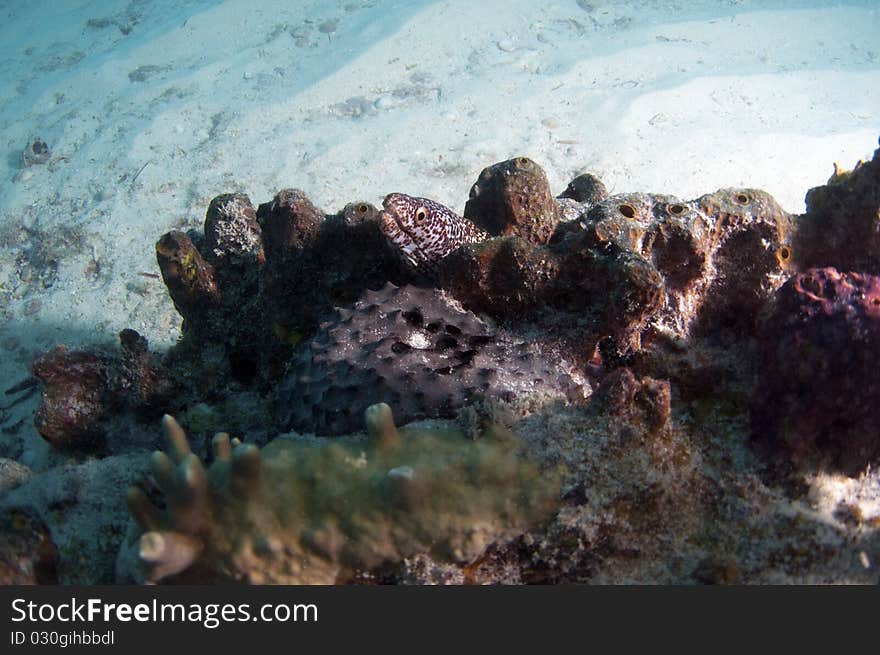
[378, 193, 489, 275]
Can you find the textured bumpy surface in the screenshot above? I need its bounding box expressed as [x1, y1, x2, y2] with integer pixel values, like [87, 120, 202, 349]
[276, 283, 587, 436]
[465, 156, 561, 244]
[558, 187, 794, 339]
[204, 193, 265, 265]
[752, 267, 880, 474]
[20, 142, 880, 585]
[378, 193, 489, 275]
[118, 410, 560, 584]
[437, 183, 795, 369]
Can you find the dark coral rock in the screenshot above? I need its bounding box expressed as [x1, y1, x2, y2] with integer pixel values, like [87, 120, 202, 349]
[118, 329, 177, 416]
[554, 173, 608, 226]
[576, 188, 792, 339]
[794, 140, 880, 274]
[32, 346, 116, 450]
[0, 508, 58, 584]
[693, 188, 794, 338]
[590, 367, 671, 436]
[544, 183, 790, 358]
[311, 207, 405, 307]
[648, 203, 708, 292]
[567, 193, 708, 339]
[204, 193, 265, 266]
[152, 190, 401, 397]
[580, 194, 711, 296]
[155, 231, 220, 327]
[464, 157, 561, 244]
[256, 189, 402, 337]
[558, 172, 608, 205]
[629, 333, 747, 406]
[437, 236, 558, 318]
[752, 267, 880, 474]
[31, 333, 179, 450]
[555, 196, 589, 224]
[438, 227, 665, 362]
[252, 189, 326, 344]
[554, 233, 666, 354]
[276, 284, 586, 435]
[257, 188, 324, 256]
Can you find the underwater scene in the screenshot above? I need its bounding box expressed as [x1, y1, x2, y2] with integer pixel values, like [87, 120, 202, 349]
[0, 0, 878, 584]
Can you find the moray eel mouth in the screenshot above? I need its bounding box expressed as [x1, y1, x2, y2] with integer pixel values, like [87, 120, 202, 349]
[379, 207, 427, 268]
[384, 207, 411, 238]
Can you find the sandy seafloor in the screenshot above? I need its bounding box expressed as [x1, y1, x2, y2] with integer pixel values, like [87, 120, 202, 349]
[0, 0, 879, 582]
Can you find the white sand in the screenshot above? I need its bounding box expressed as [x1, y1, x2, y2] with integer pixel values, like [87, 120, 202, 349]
[0, 0, 878, 463]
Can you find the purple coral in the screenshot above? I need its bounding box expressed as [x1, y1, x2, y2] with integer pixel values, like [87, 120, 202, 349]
[752, 267, 880, 474]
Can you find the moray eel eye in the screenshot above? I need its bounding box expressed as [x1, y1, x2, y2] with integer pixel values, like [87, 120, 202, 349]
[415, 207, 427, 223]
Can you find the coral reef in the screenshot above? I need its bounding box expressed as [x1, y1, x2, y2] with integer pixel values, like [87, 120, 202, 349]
[464, 157, 561, 244]
[573, 188, 794, 339]
[155, 231, 221, 329]
[204, 193, 265, 266]
[439, 185, 792, 361]
[588, 367, 671, 437]
[118, 409, 560, 583]
[509, 400, 705, 584]
[752, 268, 880, 474]
[437, 229, 666, 361]
[21, 140, 880, 585]
[794, 138, 880, 274]
[257, 188, 324, 257]
[276, 283, 587, 436]
[436, 236, 559, 319]
[692, 188, 794, 338]
[257, 188, 402, 317]
[154, 189, 404, 392]
[555, 172, 608, 222]
[118, 329, 178, 415]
